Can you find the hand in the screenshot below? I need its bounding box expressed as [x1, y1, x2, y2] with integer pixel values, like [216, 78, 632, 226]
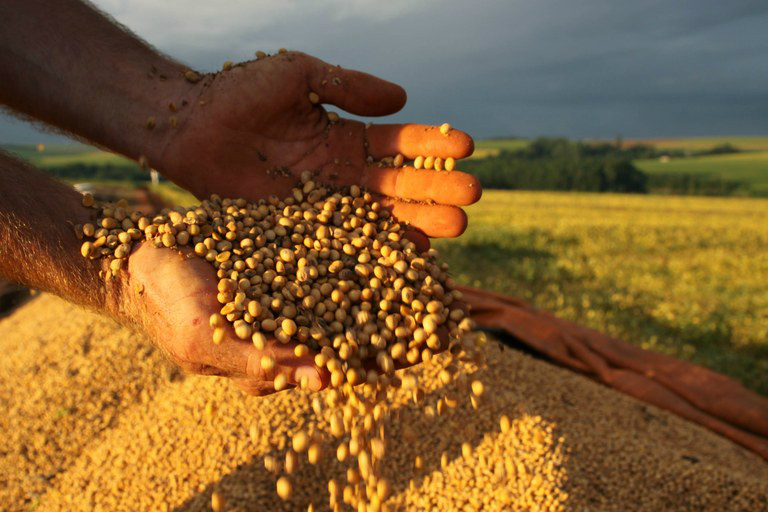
[124, 242, 329, 396]
[155, 52, 481, 241]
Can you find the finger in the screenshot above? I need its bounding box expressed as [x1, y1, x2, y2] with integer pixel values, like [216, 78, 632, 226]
[366, 124, 474, 159]
[203, 334, 329, 392]
[232, 378, 279, 397]
[305, 56, 406, 116]
[403, 228, 430, 252]
[378, 197, 468, 238]
[362, 166, 482, 206]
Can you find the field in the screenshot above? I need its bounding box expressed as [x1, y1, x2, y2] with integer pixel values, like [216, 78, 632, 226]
[636, 150, 768, 194]
[471, 135, 768, 195]
[473, 135, 768, 156]
[435, 191, 768, 395]
[628, 136, 768, 152]
[1, 143, 132, 167]
[2, 142, 767, 394]
[1, 143, 197, 207]
[469, 138, 529, 158]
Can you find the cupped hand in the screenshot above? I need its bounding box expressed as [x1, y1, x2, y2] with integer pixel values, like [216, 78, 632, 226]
[124, 241, 329, 396]
[157, 51, 481, 240]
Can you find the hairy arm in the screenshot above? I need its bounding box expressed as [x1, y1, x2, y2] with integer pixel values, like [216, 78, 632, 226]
[0, 0, 190, 168]
[0, 0, 479, 240]
[0, 151, 127, 315]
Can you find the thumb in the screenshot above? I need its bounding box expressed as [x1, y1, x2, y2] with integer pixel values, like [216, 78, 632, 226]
[235, 337, 329, 392]
[203, 324, 330, 393]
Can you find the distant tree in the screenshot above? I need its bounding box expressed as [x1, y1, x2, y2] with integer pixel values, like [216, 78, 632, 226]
[699, 143, 741, 156]
[460, 138, 648, 193]
[42, 163, 159, 183]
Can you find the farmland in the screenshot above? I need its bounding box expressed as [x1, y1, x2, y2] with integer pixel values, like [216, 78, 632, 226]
[628, 136, 768, 152]
[435, 190, 768, 395]
[469, 135, 768, 196]
[470, 138, 529, 159]
[2, 142, 767, 394]
[636, 150, 768, 195]
[1, 143, 131, 167]
[473, 135, 768, 154]
[634, 136, 768, 195]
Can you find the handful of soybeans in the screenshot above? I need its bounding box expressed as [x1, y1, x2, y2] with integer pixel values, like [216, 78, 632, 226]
[76, 171, 488, 511]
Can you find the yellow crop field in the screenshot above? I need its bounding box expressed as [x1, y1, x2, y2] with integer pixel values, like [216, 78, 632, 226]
[435, 190, 768, 395]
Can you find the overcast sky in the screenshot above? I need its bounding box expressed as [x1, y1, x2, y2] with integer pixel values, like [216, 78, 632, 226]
[2, 0, 767, 144]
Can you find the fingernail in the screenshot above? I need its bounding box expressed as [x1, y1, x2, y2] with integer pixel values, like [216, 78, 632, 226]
[296, 366, 322, 391]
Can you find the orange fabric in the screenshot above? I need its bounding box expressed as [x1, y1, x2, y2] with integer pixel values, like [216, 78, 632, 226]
[461, 285, 768, 461]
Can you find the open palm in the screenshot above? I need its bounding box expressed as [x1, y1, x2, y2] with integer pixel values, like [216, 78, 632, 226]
[160, 51, 480, 240]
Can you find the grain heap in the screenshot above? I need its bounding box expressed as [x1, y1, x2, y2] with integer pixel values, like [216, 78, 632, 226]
[74, 172, 487, 511]
[4, 295, 768, 512]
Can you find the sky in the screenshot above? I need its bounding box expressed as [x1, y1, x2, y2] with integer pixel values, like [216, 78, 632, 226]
[2, 0, 767, 144]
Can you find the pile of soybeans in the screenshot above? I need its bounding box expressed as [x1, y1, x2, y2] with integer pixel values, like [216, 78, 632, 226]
[2, 294, 768, 511]
[1, 175, 766, 511]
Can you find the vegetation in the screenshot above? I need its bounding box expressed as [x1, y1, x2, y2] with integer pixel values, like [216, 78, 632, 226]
[465, 136, 768, 197]
[43, 162, 157, 183]
[470, 138, 529, 159]
[461, 138, 648, 193]
[1, 143, 132, 166]
[637, 150, 768, 196]
[627, 136, 768, 152]
[435, 190, 768, 396]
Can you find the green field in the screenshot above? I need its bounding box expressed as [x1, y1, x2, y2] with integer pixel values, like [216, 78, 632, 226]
[628, 136, 768, 152]
[1, 143, 132, 167]
[473, 135, 768, 154]
[636, 151, 768, 194]
[471, 135, 768, 195]
[435, 190, 768, 396]
[474, 135, 768, 155]
[1, 143, 198, 208]
[470, 138, 529, 158]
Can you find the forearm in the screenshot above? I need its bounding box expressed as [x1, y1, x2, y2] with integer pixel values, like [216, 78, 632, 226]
[0, 0, 197, 169]
[0, 151, 125, 316]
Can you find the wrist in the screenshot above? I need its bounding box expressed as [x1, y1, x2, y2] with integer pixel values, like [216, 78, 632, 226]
[107, 63, 205, 174]
[105, 240, 147, 327]
[69, 199, 136, 323]
[142, 69, 218, 192]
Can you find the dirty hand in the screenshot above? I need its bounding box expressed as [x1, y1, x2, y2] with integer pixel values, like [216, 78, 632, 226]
[155, 52, 481, 243]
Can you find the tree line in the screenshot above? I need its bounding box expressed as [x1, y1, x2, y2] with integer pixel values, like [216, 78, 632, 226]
[459, 138, 750, 195]
[460, 138, 648, 193]
[42, 163, 162, 183]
